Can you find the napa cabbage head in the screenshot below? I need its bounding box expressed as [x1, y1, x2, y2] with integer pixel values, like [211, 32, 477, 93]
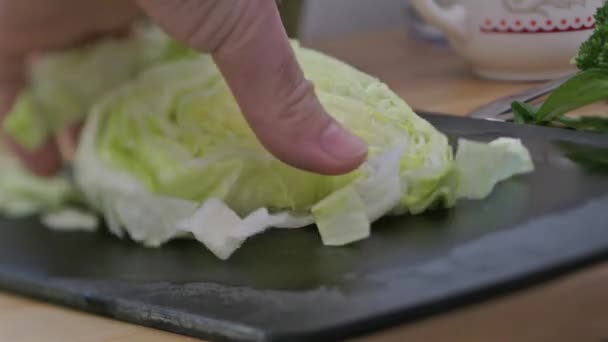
[72, 41, 533, 259]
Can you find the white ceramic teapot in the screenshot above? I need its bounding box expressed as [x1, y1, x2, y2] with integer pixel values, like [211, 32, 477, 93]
[409, 0, 605, 81]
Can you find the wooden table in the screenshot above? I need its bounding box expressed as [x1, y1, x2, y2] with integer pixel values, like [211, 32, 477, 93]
[3, 29, 608, 342]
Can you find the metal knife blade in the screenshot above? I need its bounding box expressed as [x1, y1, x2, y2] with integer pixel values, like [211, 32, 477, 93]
[467, 73, 573, 121]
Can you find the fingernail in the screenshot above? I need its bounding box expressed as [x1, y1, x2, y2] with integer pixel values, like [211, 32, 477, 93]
[320, 122, 367, 162]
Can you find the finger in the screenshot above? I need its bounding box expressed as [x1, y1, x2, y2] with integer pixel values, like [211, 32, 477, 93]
[0, 53, 61, 176]
[2, 133, 62, 176]
[55, 121, 83, 163]
[136, 0, 368, 175]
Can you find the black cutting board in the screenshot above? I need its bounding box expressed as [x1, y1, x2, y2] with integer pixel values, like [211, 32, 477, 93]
[2, 112, 608, 342]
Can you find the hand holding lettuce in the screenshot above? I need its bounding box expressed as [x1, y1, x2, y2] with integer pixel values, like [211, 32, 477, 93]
[0, 29, 534, 260]
[0, 0, 368, 177]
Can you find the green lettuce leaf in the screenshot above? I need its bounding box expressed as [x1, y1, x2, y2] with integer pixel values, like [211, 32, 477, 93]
[455, 138, 534, 199]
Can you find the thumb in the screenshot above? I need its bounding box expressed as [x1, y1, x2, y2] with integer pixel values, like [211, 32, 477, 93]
[136, 0, 367, 175]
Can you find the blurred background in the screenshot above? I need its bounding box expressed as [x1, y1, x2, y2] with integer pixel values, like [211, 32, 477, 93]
[286, 0, 405, 40]
[279, 0, 448, 42]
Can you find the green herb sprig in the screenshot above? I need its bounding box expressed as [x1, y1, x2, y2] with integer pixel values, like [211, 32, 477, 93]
[511, 3, 608, 133]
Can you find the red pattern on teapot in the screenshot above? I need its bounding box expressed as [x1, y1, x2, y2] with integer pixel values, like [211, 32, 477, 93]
[480, 15, 595, 33]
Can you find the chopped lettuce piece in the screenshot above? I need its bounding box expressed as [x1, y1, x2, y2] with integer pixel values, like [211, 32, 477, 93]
[41, 208, 98, 232]
[312, 186, 370, 246]
[177, 199, 314, 259]
[455, 138, 534, 200]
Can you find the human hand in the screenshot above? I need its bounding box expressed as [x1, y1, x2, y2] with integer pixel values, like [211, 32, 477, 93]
[0, 0, 367, 177]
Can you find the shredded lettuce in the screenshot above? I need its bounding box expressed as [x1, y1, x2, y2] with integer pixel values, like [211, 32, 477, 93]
[455, 138, 534, 199]
[1, 27, 535, 259]
[41, 208, 98, 232]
